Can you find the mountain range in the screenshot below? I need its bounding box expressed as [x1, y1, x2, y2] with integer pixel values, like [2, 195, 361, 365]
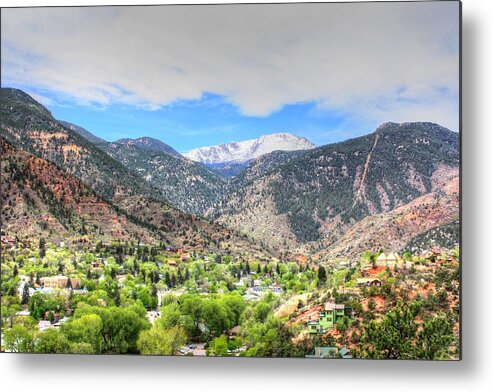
[0, 88, 269, 257]
[184, 133, 316, 164]
[0, 87, 460, 261]
[209, 122, 459, 254]
[184, 133, 316, 177]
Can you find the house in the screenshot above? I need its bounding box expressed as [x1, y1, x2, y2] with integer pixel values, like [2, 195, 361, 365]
[41, 276, 81, 289]
[165, 246, 183, 253]
[442, 256, 459, 264]
[268, 284, 283, 294]
[339, 347, 352, 359]
[44, 311, 60, 322]
[305, 346, 352, 359]
[1, 236, 15, 244]
[229, 326, 241, 337]
[248, 286, 264, 294]
[116, 274, 128, 285]
[308, 302, 348, 334]
[375, 252, 387, 266]
[376, 252, 403, 267]
[234, 280, 245, 288]
[1, 236, 16, 250]
[356, 277, 382, 287]
[243, 293, 260, 301]
[338, 260, 350, 269]
[420, 248, 442, 261]
[38, 320, 52, 331]
[306, 346, 338, 359]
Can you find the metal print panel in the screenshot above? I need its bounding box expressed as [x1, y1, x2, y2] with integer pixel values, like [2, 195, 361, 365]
[0, 1, 461, 360]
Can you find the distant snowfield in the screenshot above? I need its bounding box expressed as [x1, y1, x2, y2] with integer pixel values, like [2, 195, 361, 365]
[184, 132, 316, 164]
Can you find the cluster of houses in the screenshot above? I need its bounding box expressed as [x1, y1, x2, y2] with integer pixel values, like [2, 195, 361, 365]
[236, 278, 283, 301]
[41, 275, 81, 289]
[307, 302, 351, 335]
[14, 301, 70, 332]
[17, 275, 86, 298]
[373, 248, 459, 269]
[330, 247, 459, 271]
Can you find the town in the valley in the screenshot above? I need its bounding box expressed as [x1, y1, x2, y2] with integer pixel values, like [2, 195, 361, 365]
[1, 234, 460, 359]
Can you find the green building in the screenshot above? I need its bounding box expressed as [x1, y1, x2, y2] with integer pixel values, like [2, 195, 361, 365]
[308, 302, 347, 334]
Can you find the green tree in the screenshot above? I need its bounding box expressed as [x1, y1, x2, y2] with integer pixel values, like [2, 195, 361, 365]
[202, 300, 230, 337]
[35, 328, 71, 353]
[3, 325, 35, 352]
[73, 304, 150, 354]
[137, 326, 186, 355]
[61, 314, 104, 354]
[39, 237, 46, 259]
[209, 335, 229, 356]
[317, 266, 327, 287]
[21, 284, 30, 305]
[336, 316, 352, 337]
[1, 296, 21, 328]
[414, 314, 454, 360]
[362, 301, 421, 359]
[157, 302, 182, 330]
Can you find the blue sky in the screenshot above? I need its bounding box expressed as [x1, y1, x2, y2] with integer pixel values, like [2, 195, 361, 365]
[12, 87, 365, 152]
[1, 3, 459, 152]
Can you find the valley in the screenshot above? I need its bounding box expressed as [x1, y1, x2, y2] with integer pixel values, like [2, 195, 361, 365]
[0, 87, 460, 359]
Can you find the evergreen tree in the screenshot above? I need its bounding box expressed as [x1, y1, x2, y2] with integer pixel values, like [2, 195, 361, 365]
[114, 286, 121, 306]
[317, 266, 327, 287]
[164, 271, 171, 288]
[39, 237, 46, 259]
[95, 240, 103, 253]
[21, 284, 30, 305]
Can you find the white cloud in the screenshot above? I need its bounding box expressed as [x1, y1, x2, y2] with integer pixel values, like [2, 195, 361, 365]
[25, 91, 54, 107]
[1, 2, 459, 130]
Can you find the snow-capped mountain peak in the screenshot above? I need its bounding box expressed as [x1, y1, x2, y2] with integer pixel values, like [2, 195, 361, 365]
[184, 133, 316, 164]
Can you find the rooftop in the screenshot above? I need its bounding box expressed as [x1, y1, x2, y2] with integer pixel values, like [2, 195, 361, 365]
[325, 302, 345, 311]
